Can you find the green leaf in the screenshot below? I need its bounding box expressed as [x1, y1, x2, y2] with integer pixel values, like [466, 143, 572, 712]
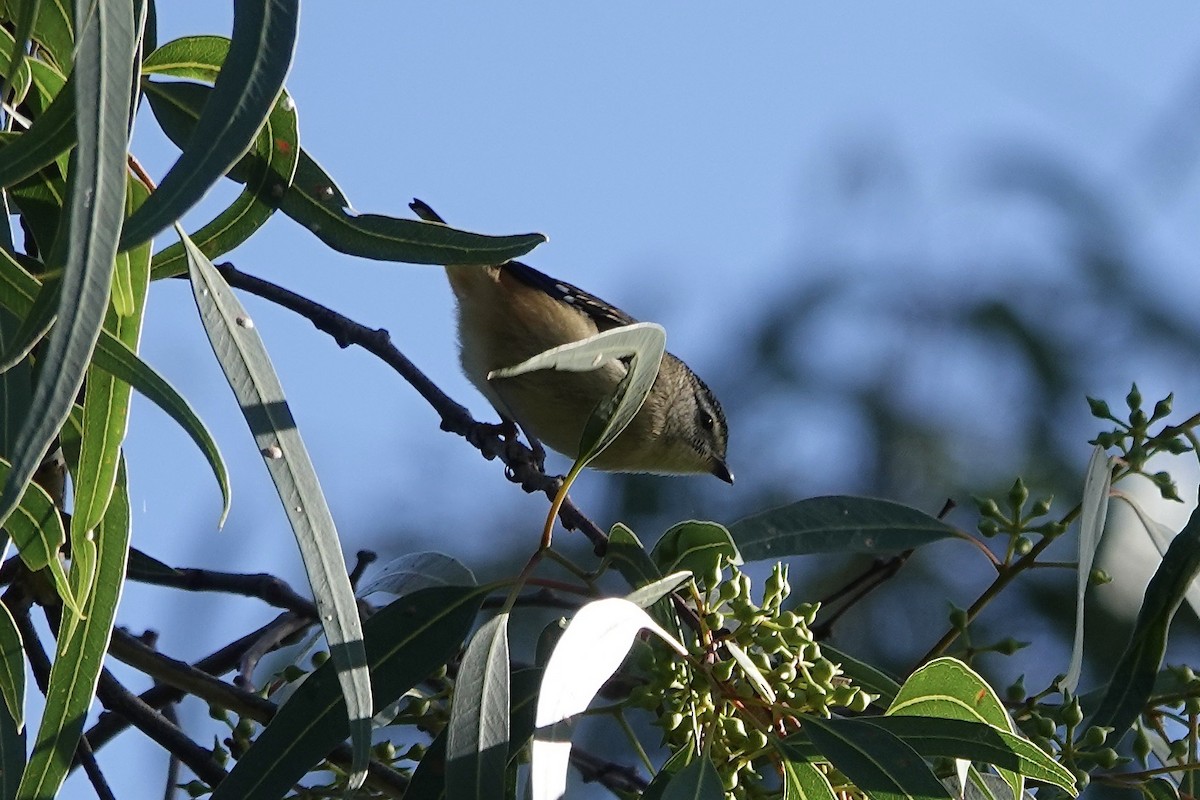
[0, 0, 44, 135]
[780, 753, 837, 800]
[801, 714, 952, 800]
[281, 151, 546, 265]
[820, 644, 901, 706]
[405, 729, 448, 800]
[888, 658, 1022, 800]
[0, 77, 75, 190]
[211, 586, 485, 800]
[651, 520, 741, 578]
[865, 717, 1075, 793]
[624, 571, 692, 609]
[6, 162, 66, 263]
[17, 458, 130, 800]
[73, 175, 149, 538]
[729, 496, 959, 561]
[119, 0, 299, 248]
[660, 756, 724, 800]
[447, 613, 511, 800]
[0, 245, 232, 529]
[491, 323, 666, 475]
[0, 276, 58, 374]
[356, 551, 476, 599]
[1065, 446, 1111, 692]
[1087, 499, 1200, 741]
[144, 79, 298, 278]
[0, 598, 24, 732]
[0, 457, 76, 616]
[0, 307, 33, 460]
[182, 227, 372, 786]
[0, 0, 135, 547]
[605, 522, 662, 589]
[0, 690, 24, 800]
[0, 0, 71, 70]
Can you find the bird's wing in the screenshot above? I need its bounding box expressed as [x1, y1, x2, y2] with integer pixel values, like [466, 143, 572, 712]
[502, 260, 637, 332]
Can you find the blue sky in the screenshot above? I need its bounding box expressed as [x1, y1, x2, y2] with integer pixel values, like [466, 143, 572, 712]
[70, 4, 1200, 796]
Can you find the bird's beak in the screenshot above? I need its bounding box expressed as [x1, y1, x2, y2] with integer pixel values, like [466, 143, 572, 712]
[711, 459, 734, 484]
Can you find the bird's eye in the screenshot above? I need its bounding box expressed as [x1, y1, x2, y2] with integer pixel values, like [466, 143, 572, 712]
[699, 410, 715, 431]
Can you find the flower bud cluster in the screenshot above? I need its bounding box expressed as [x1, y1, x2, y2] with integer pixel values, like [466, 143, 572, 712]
[629, 563, 874, 798]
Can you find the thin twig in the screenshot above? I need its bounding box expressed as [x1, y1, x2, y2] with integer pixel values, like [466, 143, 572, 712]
[74, 736, 117, 800]
[94, 669, 228, 788]
[208, 261, 610, 553]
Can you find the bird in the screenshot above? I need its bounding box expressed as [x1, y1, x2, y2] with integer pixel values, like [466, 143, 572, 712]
[411, 199, 732, 484]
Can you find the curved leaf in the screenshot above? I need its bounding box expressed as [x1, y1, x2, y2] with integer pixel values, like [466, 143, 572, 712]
[17, 459, 130, 799]
[729, 496, 959, 561]
[447, 613, 510, 800]
[780, 753, 837, 800]
[866, 717, 1074, 793]
[1065, 446, 1111, 693]
[1087, 499, 1200, 741]
[0, 0, 135, 545]
[0, 219, 230, 525]
[211, 586, 485, 800]
[802, 715, 952, 800]
[357, 551, 477, 599]
[119, 0, 299, 248]
[532, 598, 686, 800]
[651, 520, 741, 578]
[0, 77, 75, 190]
[143, 79, 298, 278]
[183, 227, 372, 786]
[0, 598, 24, 732]
[0, 0, 71, 71]
[73, 175, 149, 537]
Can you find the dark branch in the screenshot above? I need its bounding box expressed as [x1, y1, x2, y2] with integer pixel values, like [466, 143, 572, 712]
[210, 261, 610, 553]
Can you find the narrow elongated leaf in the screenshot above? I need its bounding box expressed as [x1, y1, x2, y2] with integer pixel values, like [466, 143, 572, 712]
[0, 276, 57, 374]
[0, 597, 24, 731]
[0, 0, 40, 114]
[0, 78, 75, 190]
[865, 717, 1075, 792]
[0, 690, 24, 800]
[0, 458, 73, 613]
[447, 614, 510, 800]
[1118, 493, 1200, 620]
[802, 715, 952, 800]
[0, 0, 135, 544]
[119, 0, 299, 248]
[532, 598, 686, 800]
[729, 497, 959, 561]
[0, 307, 32, 459]
[0, 0, 71, 70]
[1065, 446, 1111, 692]
[73, 176, 149, 538]
[17, 459, 130, 800]
[143, 79, 298, 278]
[661, 756, 723, 800]
[183, 228, 372, 786]
[5, 163, 66, 254]
[624, 571, 692, 609]
[780, 754, 837, 800]
[1087, 500, 1200, 741]
[212, 586, 484, 800]
[0, 215, 230, 524]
